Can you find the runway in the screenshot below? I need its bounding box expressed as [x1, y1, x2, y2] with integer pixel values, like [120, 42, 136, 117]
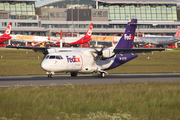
[0, 73, 180, 87]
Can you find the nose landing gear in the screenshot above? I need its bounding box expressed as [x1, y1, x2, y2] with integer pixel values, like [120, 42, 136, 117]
[48, 74, 53, 78]
[46, 72, 54, 78]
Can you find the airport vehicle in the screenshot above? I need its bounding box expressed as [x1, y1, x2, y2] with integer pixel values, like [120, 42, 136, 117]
[55, 23, 93, 46]
[135, 28, 180, 47]
[0, 23, 12, 43]
[6, 19, 165, 78]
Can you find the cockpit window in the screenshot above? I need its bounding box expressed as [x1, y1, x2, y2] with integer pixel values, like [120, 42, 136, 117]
[56, 56, 61, 59]
[56, 55, 63, 60]
[49, 56, 56, 59]
[45, 55, 49, 59]
[47, 55, 63, 60]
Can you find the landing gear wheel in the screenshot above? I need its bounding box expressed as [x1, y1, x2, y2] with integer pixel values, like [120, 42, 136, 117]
[48, 74, 53, 78]
[98, 72, 105, 78]
[101, 72, 105, 78]
[71, 72, 77, 77]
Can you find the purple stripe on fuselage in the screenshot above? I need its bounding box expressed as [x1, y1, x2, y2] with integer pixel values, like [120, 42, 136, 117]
[106, 53, 138, 70]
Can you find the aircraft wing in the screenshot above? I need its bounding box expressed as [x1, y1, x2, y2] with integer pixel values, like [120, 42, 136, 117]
[113, 48, 165, 54]
[6, 46, 47, 54]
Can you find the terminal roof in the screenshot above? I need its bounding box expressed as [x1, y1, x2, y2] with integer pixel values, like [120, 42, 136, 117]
[94, 0, 180, 4]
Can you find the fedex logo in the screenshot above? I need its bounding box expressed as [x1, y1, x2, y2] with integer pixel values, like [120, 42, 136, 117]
[124, 34, 133, 40]
[66, 56, 81, 63]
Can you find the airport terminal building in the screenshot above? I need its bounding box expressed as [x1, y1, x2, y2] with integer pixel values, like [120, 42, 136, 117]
[0, 0, 180, 39]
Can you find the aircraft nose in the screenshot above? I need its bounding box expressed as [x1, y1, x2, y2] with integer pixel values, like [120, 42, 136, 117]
[41, 61, 51, 71]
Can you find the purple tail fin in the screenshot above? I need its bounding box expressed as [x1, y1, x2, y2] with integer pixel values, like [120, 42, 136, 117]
[115, 19, 137, 49]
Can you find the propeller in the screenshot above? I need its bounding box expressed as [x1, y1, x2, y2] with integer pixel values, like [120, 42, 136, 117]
[94, 47, 104, 60]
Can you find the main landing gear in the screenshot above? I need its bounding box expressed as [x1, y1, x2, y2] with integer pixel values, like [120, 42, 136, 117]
[71, 72, 77, 77]
[98, 72, 105, 78]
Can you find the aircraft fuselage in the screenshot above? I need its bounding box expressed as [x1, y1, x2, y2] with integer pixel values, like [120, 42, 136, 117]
[0, 35, 11, 43]
[41, 48, 138, 74]
[136, 36, 179, 45]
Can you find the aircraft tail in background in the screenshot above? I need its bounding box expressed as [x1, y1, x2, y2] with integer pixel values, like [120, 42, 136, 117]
[69, 23, 93, 45]
[84, 23, 93, 38]
[115, 19, 137, 49]
[175, 28, 180, 37]
[3, 23, 12, 36]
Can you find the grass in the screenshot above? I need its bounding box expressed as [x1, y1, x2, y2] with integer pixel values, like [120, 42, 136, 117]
[0, 49, 180, 120]
[0, 82, 180, 120]
[108, 49, 180, 74]
[0, 48, 180, 76]
[0, 49, 44, 76]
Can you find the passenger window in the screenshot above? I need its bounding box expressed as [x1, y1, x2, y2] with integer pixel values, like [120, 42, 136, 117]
[49, 56, 55, 59]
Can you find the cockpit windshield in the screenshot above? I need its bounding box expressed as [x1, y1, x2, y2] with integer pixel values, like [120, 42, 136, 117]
[45, 55, 63, 60]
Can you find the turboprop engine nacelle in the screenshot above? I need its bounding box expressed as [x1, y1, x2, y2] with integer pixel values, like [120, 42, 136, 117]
[102, 49, 114, 58]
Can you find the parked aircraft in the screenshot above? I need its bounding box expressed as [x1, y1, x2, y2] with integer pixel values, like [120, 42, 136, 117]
[55, 23, 93, 46]
[0, 23, 12, 43]
[134, 28, 180, 47]
[6, 19, 165, 78]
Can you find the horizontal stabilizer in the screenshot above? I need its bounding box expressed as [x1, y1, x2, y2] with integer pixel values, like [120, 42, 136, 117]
[113, 48, 165, 54]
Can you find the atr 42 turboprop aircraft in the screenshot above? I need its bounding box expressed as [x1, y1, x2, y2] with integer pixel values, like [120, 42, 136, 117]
[7, 19, 165, 78]
[135, 28, 180, 46]
[55, 23, 93, 46]
[0, 23, 12, 43]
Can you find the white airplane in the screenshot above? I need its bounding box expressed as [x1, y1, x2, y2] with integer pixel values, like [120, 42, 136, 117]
[7, 19, 165, 78]
[135, 28, 180, 46]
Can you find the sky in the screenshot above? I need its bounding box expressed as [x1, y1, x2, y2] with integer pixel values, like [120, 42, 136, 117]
[35, 0, 57, 7]
[35, 0, 180, 7]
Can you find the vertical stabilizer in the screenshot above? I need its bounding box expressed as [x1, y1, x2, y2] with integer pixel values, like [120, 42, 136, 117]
[4, 23, 11, 36]
[115, 19, 137, 49]
[175, 28, 180, 37]
[84, 23, 93, 38]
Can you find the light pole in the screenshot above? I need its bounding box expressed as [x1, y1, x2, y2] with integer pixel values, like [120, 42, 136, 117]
[71, 0, 74, 37]
[77, 0, 80, 37]
[142, 0, 145, 37]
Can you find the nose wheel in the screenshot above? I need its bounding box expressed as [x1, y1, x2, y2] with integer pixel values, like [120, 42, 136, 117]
[48, 74, 53, 78]
[46, 72, 54, 78]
